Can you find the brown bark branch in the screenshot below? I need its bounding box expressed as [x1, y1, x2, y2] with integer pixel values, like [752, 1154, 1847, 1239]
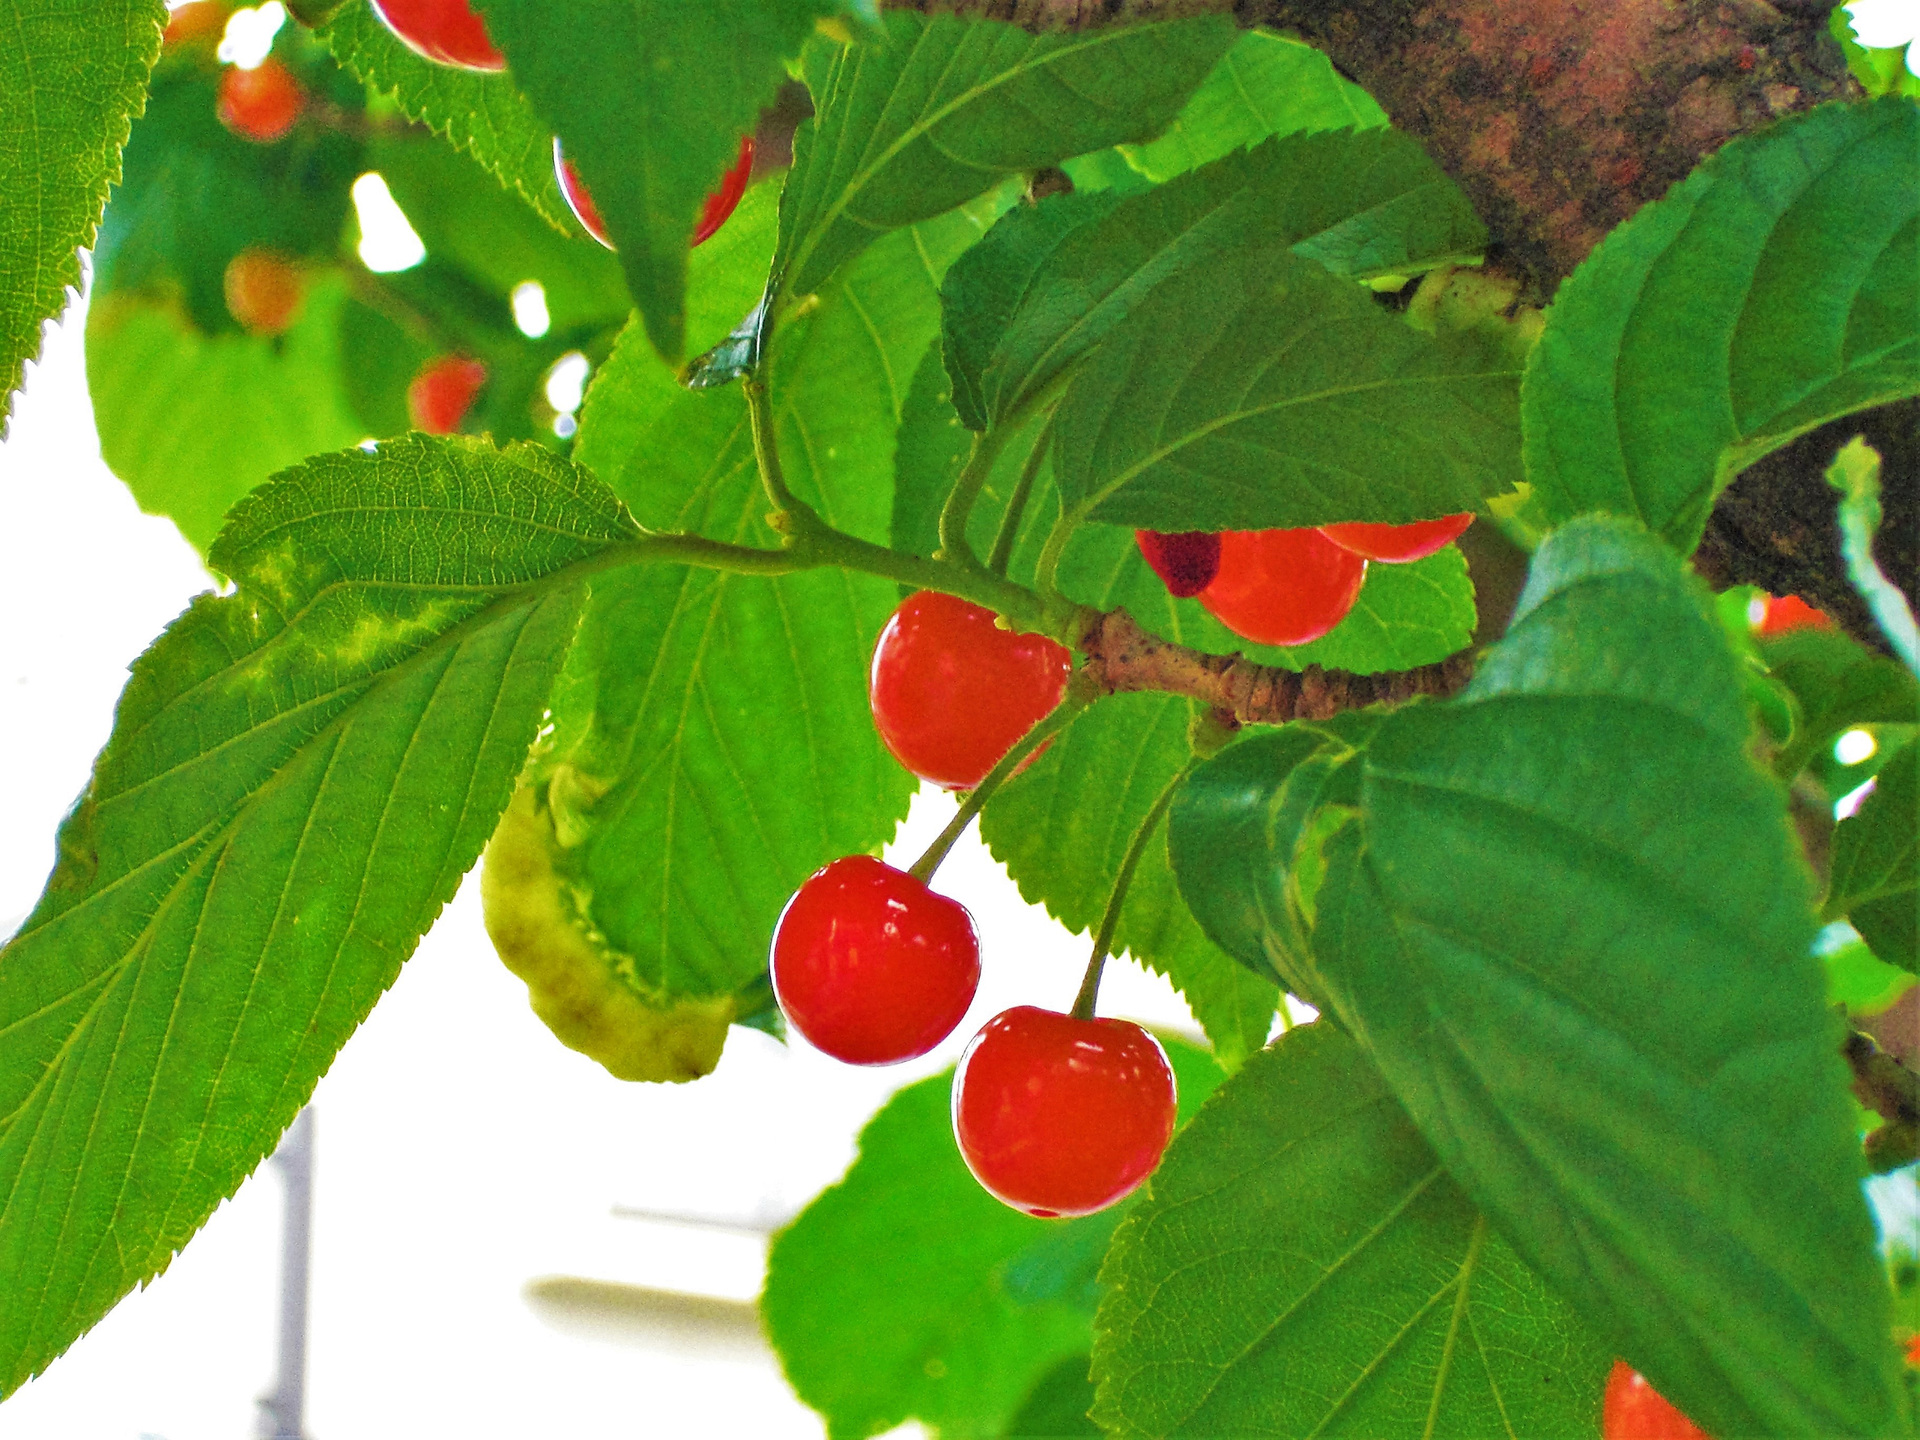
[1078, 608, 1474, 725]
[1845, 1028, 1920, 1172]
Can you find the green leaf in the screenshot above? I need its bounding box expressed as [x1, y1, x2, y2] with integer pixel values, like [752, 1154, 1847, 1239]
[560, 203, 991, 1002]
[980, 692, 1280, 1070]
[1830, 6, 1920, 101]
[87, 279, 366, 553]
[474, 0, 826, 361]
[317, 0, 571, 230]
[1116, 28, 1387, 183]
[1822, 934, 1916, 1015]
[0, 0, 165, 413]
[1759, 623, 1920, 781]
[1092, 1024, 1610, 1438]
[1522, 99, 1920, 550]
[1173, 515, 1908, 1437]
[763, 1040, 1224, 1440]
[941, 127, 1486, 432]
[0, 435, 635, 1397]
[892, 381, 1479, 675]
[91, 59, 363, 333]
[774, 10, 1236, 302]
[1827, 739, 1917, 972]
[1049, 246, 1522, 532]
[1001, 1355, 1099, 1438]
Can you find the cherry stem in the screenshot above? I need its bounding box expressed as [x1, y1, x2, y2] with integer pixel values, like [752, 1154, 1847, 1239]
[1033, 499, 1086, 602]
[906, 666, 1103, 886]
[1069, 757, 1197, 1021]
[986, 409, 1056, 578]
[937, 424, 1017, 569]
[743, 373, 825, 539]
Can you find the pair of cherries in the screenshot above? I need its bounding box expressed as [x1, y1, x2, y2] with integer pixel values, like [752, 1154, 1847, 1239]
[772, 591, 1173, 1218]
[368, 0, 753, 251]
[1138, 512, 1473, 647]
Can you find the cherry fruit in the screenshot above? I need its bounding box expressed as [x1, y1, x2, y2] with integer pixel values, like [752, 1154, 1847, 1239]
[1601, 1363, 1708, 1440]
[869, 590, 1072, 791]
[1755, 593, 1833, 636]
[771, 856, 981, 1065]
[369, 0, 504, 71]
[163, 0, 229, 48]
[217, 59, 303, 143]
[1136, 530, 1221, 598]
[223, 249, 304, 336]
[953, 1006, 1176, 1218]
[1199, 527, 1366, 647]
[408, 356, 488, 435]
[555, 135, 756, 251]
[1319, 512, 1472, 563]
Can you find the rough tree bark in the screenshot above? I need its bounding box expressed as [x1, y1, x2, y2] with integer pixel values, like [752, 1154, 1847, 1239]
[911, 0, 1913, 647]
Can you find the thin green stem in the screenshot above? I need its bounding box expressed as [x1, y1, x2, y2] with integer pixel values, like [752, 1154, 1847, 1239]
[937, 423, 1017, 568]
[742, 373, 825, 540]
[1033, 501, 1082, 601]
[907, 666, 1103, 884]
[986, 409, 1057, 577]
[1070, 757, 1198, 1021]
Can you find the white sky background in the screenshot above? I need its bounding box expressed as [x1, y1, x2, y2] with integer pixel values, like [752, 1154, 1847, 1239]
[0, 292, 1209, 1439]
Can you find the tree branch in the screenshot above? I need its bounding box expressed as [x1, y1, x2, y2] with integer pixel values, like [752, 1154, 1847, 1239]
[1077, 608, 1474, 725]
[1845, 1028, 1920, 1173]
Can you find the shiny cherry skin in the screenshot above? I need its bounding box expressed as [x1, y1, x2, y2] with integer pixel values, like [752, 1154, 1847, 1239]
[1135, 530, 1221, 598]
[555, 135, 756, 251]
[1755, 593, 1833, 636]
[953, 1006, 1176, 1218]
[408, 356, 488, 435]
[1319, 512, 1473, 563]
[869, 590, 1072, 791]
[369, 0, 504, 71]
[223, 249, 304, 336]
[1200, 527, 1367, 647]
[1602, 1363, 1709, 1440]
[771, 856, 981, 1065]
[217, 59, 303, 143]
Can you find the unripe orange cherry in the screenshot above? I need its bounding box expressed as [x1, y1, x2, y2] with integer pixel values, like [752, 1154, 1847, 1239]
[163, 0, 230, 48]
[554, 135, 756, 250]
[1602, 1363, 1709, 1440]
[407, 356, 488, 435]
[1319, 512, 1473, 563]
[369, 0, 504, 71]
[1199, 527, 1367, 648]
[223, 249, 305, 336]
[217, 59, 303, 143]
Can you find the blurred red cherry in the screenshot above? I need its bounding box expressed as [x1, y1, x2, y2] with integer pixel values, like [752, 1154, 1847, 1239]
[223, 249, 305, 336]
[408, 356, 489, 435]
[1601, 1363, 1709, 1440]
[217, 59, 303, 143]
[1754, 593, 1833, 636]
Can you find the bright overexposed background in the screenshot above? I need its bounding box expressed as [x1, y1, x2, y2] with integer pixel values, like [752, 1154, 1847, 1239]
[0, 282, 1224, 1440]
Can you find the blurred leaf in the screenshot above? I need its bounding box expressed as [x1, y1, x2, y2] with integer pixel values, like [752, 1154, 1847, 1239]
[1093, 1024, 1610, 1438]
[475, 0, 826, 361]
[1760, 624, 1919, 780]
[1523, 99, 1920, 550]
[1823, 934, 1916, 1015]
[317, 0, 570, 229]
[774, 10, 1235, 301]
[980, 692, 1279, 1071]
[0, 436, 633, 1399]
[942, 127, 1484, 431]
[1827, 739, 1917, 971]
[1001, 1356, 1099, 1438]
[1173, 516, 1908, 1437]
[87, 278, 365, 553]
[554, 203, 990, 1003]
[1117, 28, 1387, 182]
[1050, 247, 1521, 532]
[763, 1040, 1223, 1440]
[0, 0, 164, 413]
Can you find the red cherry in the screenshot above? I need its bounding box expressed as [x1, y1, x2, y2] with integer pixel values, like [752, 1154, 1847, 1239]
[217, 59, 303, 143]
[368, 0, 504, 71]
[555, 135, 756, 251]
[952, 1006, 1176, 1218]
[1907, 1334, 1920, 1366]
[1135, 530, 1221, 598]
[1755, 593, 1833, 636]
[223, 249, 305, 336]
[771, 856, 981, 1065]
[407, 356, 488, 435]
[869, 590, 1073, 791]
[1602, 1363, 1709, 1440]
[1318, 512, 1473, 563]
[1199, 527, 1367, 647]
